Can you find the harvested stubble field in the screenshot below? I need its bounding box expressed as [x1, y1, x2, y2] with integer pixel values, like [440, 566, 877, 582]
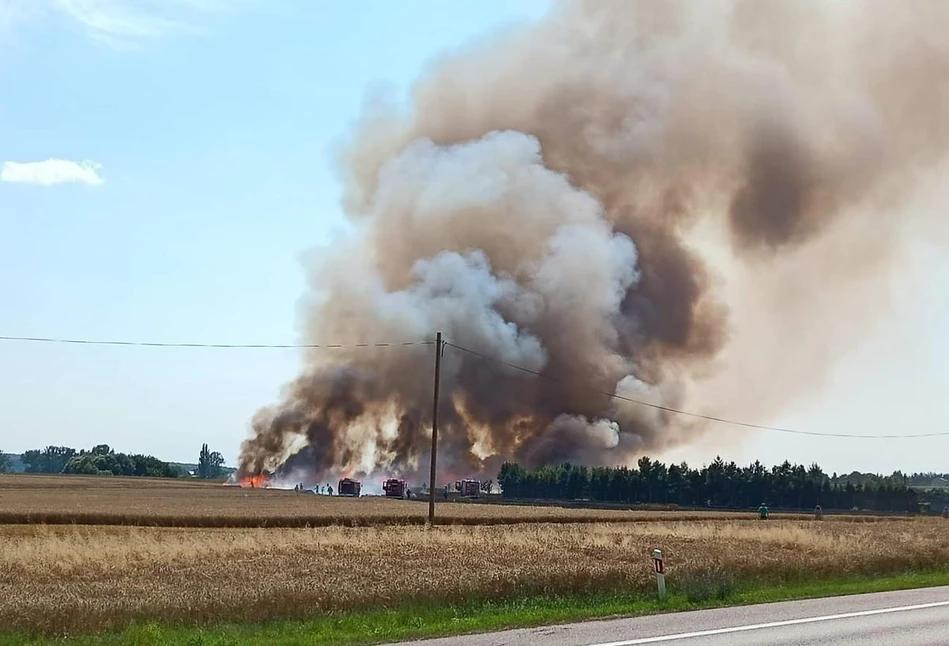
[2, 518, 948, 635]
[0, 474, 816, 527]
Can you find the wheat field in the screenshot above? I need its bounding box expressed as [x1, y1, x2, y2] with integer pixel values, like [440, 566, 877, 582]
[0, 474, 814, 526]
[2, 474, 947, 636]
[2, 519, 947, 635]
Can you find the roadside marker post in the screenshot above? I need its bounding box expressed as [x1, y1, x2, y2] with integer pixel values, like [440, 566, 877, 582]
[652, 549, 666, 599]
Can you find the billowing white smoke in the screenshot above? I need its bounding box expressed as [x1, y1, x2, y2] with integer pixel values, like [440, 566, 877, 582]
[240, 0, 949, 483]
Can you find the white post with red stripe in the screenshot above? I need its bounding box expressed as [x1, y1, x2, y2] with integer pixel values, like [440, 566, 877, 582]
[652, 548, 666, 599]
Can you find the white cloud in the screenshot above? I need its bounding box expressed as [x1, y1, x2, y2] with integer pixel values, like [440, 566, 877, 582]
[54, 0, 189, 42]
[1, 159, 104, 186]
[0, 0, 252, 46]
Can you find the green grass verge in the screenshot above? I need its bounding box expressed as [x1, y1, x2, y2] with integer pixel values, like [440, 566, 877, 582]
[8, 570, 949, 646]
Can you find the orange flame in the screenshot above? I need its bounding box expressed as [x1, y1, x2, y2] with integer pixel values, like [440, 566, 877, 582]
[239, 474, 269, 489]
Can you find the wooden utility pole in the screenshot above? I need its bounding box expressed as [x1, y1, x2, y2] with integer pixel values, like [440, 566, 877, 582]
[428, 332, 443, 526]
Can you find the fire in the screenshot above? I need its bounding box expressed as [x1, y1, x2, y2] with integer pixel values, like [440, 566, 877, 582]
[239, 473, 269, 489]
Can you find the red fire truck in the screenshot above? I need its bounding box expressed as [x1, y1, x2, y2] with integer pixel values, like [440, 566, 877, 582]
[461, 479, 481, 497]
[383, 478, 406, 499]
[338, 478, 361, 497]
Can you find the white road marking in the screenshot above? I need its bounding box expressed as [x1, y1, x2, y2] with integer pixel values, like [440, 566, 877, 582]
[588, 599, 949, 645]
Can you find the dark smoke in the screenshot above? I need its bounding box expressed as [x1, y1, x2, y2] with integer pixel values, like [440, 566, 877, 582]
[239, 0, 949, 483]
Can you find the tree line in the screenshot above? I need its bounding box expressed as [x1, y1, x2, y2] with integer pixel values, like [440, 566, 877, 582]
[0, 444, 229, 479]
[497, 457, 933, 512]
[20, 444, 180, 478]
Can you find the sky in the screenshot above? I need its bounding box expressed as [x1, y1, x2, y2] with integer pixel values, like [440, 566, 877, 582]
[2, 0, 948, 474]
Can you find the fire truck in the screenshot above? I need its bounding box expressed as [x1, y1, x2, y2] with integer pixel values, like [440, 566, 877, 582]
[383, 478, 407, 499]
[337, 478, 361, 497]
[456, 479, 481, 497]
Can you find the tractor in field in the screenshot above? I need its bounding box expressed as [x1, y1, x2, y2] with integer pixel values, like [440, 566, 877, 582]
[338, 477, 361, 497]
[383, 478, 406, 499]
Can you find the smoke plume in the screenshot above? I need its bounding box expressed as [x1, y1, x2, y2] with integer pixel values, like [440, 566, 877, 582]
[239, 0, 949, 484]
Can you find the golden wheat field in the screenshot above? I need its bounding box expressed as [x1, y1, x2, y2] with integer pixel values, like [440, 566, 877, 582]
[3, 474, 948, 636]
[2, 518, 948, 635]
[0, 474, 813, 526]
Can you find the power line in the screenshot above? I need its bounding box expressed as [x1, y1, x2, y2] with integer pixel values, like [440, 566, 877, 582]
[0, 335, 434, 349]
[444, 341, 949, 440]
[4, 333, 946, 439]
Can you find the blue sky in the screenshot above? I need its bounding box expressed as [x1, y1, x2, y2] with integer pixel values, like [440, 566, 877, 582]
[2, 0, 948, 473]
[0, 0, 552, 465]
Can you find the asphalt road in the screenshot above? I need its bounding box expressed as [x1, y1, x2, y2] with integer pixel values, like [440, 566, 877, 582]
[385, 586, 949, 646]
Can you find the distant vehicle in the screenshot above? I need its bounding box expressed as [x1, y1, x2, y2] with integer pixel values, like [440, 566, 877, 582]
[457, 479, 481, 497]
[383, 478, 406, 499]
[338, 478, 361, 497]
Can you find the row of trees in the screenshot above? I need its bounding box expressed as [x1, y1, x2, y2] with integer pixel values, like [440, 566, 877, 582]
[11, 444, 230, 479]
[19, 444, 180, 478]
[497, 457, 927, 512]
[65, 445, 180, 478]
[21, 445, 77, 474]
[1, 444, 230, 479]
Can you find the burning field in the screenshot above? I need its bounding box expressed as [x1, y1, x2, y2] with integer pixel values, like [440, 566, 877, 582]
[0, 474, 775, 528]
[7, 1, 949, 642]
[238, 0, 949, 488]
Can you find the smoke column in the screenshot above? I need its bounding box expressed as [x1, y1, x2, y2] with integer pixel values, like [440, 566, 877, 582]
[239, 0, 949, 484]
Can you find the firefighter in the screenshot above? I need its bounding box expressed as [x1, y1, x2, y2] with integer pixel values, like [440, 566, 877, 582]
[757, 502, 769, 520]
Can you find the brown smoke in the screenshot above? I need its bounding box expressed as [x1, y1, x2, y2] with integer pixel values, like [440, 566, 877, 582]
[239, 0, 949, 484]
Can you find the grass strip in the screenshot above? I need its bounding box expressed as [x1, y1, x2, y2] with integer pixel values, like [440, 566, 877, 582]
[6, 570, 949, 646]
